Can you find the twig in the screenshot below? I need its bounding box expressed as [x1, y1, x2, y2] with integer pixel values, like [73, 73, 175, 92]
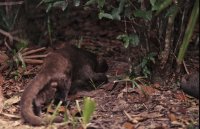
[124, 111, 132, 121]
[22, 47, 46, 56]
[4, 39, 12, 51]
[24, 59, 44, 64]
[0, 1, 24, 6]
[21, 48, 29, 53]
[23, 54, 48, 59]
[0, 28, 13, 43]
[183, 60, 190, 74]
[123, 111, 138, 124]
[0, 28, 21, 46]
[0, 112, 21, 119]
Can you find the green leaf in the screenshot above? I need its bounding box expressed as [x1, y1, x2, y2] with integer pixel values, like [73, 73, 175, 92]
[150, 0, 157, 6]
[117, 34, 140, 48]
[111, 0, 125, 20]
[129, 34, 140, 46]
[124, 6, 132, 18]
[117, 34, 126, 40]
[134, 10, 152, 20]
[165, 4, 178, 17]
[141, 59, 148, 68]
[43, 0, 53, 3]
[46, 4, 53, 13]
[82, 97, 96, 126]
[15, 40, 28, 51]
[99, 12, 113, 20]
[85, 0, 97, 6]
[117, 34, 129, 48]
[118, 0, 125, 13]
[124, 38, 130, 48]
[155, 0, 172, 15]
[98, 0, 105, 8]
[52, 1, 68, 11]
[37, 0, 52, 7]
[149, 52, 156, 57]
[74, 0, 80, 7]
[143, 66, 150, 76]
[111, 8, 121, 20]
[151, 0, 166, 11]
[50, 101, 63, 124]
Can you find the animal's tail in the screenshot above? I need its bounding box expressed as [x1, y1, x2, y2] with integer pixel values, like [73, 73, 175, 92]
[20, 73, 63, 126]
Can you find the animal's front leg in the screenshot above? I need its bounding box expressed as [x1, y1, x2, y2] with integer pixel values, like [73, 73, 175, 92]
[69, 80, 88, 95]
[90, 73, 108, 85]
[63, 78, 72, 103]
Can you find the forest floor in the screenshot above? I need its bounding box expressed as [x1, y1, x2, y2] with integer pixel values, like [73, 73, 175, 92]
[0, 8, 199, 129]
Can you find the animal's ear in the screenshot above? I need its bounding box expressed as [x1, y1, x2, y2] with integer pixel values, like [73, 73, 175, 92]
[96, 57, 108, 73]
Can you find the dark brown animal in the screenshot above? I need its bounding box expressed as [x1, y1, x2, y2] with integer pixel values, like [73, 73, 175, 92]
[181, 72, 199, 99]
[20, 44, 108, 126]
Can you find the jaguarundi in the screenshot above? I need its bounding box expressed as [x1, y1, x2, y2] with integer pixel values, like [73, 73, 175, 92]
[20, 44, 108, 126]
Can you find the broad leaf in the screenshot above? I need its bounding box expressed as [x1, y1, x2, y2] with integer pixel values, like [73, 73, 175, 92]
[150, 0, 157, 6]
[99, 12, 113, 20]
[98, 0, 105, 8]
[52, 1, 68, 11]
[74, 0, 80, 7]
[129, 34, 140, 46]
[134, 10, 152, 21]
[85, 0, 97, 6]
[111, 8, 121, 20]
[82, 97, 96, 125]
[165, 4, 178, 17]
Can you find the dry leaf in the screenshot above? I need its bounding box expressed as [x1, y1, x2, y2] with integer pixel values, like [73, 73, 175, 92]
[171, 121, 183, 127]
[0, 52, 9, 64]
[129, 85, 160, 97]
[174, 92, 188, 101]
[4, 96, 20, 106]
[132, 112, 164, 119]
[123, 122, 135, 129]
[153, 83, 161, 88]
[140, 85, 160, 96]
[168, 113, 177, 122]
[112, 99, 129, 112]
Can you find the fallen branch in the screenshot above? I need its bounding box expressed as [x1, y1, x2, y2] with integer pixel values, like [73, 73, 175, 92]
[0, 28, 13, 43]
[0, 112, 21, 119]
[22, 47, 46, 56]
[24, 59, 44, 64]
[21, 48, 29, 53]
[23, 54, 48, 59]
[183, 60, 190, 74]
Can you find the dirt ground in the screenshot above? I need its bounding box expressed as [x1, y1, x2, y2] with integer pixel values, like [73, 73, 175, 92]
[0, 7, 199, 129]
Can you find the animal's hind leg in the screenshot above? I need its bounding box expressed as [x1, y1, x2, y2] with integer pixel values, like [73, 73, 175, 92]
[34, 82, 57, 115]
[55, 77, 72, 104]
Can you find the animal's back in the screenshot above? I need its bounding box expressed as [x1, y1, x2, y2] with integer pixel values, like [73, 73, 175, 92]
[181, 72, 199, 99]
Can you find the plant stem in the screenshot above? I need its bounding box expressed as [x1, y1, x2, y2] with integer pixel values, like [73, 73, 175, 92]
[177, 0, 199, 66]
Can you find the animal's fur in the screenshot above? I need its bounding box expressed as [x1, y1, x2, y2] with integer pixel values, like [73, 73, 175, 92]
[181, 72, 199, 99]
[20, 44, 108, 126]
